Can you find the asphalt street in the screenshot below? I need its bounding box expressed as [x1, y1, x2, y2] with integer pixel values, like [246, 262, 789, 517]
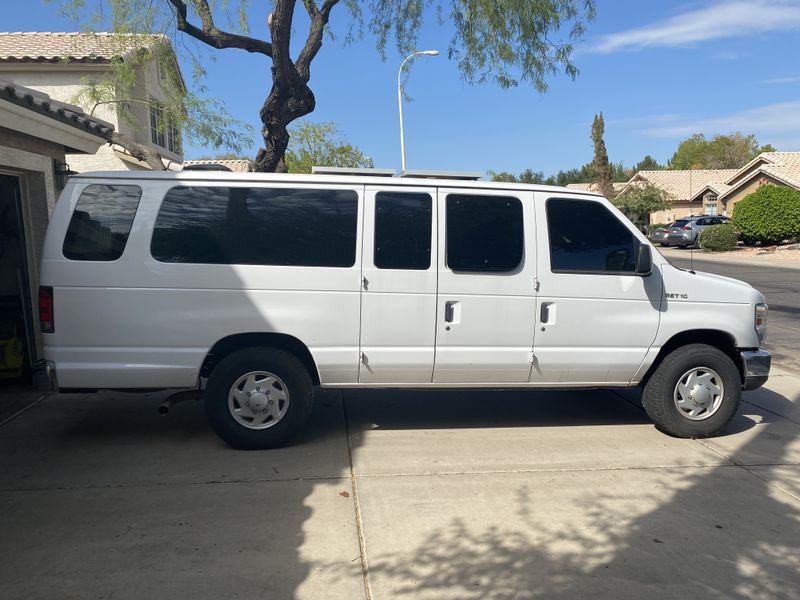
[664, 252, 800, 373]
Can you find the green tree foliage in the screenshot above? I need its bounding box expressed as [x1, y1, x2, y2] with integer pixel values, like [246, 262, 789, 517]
[634, 155, 662, 172]
[698, 223, 739, 252]
[668, 132, 773, 170]
[591, 112, 614, 198]
[612, 183, 670, 225]
[732, 184, 800, 245]
[284, 122, 373, 174]
[54, 0, 596, 171]
[489, 162, 628, 187]
[64, 32, 253, 169]
[487, 169, 545, 184]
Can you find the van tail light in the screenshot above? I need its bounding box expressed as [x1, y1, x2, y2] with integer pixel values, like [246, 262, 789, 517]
[39, 286, 54, 333]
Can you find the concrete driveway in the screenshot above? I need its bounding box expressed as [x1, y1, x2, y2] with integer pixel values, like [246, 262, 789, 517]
[1, 372, 799, 599]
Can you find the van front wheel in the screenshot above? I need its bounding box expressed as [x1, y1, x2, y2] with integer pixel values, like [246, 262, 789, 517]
[205, 347, 313, 449]
[642, 344, 741, 438]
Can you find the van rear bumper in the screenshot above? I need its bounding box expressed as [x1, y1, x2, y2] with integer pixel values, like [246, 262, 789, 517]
[33, 360, 58, 392]
[740, 349, 771, 391]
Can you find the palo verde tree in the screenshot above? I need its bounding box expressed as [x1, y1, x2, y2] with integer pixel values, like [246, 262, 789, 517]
[56, 0, 597, 172]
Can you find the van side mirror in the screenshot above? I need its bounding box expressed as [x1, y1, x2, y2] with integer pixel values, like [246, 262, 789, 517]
[636, 243, 653, 276]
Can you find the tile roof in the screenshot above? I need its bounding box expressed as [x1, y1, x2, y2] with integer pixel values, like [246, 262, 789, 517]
[0, 78, 113, 138]
[0, 32, 166, 63]
[620, 169, 739, 202]
[565, 182, 627, 196]
[707, 151, 800, 200]
[745, 151, 800, 189]
[182, 159, 254, 173]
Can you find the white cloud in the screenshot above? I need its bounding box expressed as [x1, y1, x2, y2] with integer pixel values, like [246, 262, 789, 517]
[760, 76, 800, 85]
[593, 1, 800, 53]
[637, 102, 800, 138]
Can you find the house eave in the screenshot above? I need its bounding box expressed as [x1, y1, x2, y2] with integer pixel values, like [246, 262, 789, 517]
[0, 97, 107, 153]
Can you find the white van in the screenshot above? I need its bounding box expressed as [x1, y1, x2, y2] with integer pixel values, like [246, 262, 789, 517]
[36, 170, 771, 448]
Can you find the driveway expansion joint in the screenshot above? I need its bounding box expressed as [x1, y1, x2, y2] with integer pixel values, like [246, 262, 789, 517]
[342, 391, 373, 600]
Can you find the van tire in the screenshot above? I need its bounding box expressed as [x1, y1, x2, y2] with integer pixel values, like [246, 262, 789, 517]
[642, 344, 741, 438]
[205, 347, 313, 449]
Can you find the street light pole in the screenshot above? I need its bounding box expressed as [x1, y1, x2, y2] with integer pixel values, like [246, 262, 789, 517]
[397, 50, 439, 172]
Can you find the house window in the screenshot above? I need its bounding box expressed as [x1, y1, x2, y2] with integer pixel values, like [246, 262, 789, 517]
[703, 193, 718, 216]
[149, 98, 181, 154]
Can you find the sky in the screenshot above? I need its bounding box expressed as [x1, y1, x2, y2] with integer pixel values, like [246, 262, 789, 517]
[5, 0, 800, 175]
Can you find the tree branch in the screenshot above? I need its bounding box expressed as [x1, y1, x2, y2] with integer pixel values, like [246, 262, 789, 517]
[167, 0, 272, 56]
[108, 131, 166, 170]
[269, 0, 298, 90]
[295, 0, 340, 81]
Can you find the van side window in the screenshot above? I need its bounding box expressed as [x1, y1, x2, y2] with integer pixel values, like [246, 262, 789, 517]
[375, 191, 432, 270]
[63, 184, 142, 261]
[151, 186, 358, 267]
[446, 194, 523, 272]
[546, 198, 637, 274]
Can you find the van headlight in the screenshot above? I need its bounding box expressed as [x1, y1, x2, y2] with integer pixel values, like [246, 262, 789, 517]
[755, 303, 768, 344]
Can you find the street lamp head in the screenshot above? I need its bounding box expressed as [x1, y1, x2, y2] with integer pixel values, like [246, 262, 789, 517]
[420, 50, 439, 56]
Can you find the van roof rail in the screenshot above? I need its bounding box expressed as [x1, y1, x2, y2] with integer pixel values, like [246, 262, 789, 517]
[311, 166, 396, 177]
[399, 170, 483, 181]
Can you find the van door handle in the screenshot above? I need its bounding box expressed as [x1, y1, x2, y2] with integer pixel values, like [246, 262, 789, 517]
[540, 302, 555, 324]
[444, 301, 460, 324]
[445, 301, 455, 323]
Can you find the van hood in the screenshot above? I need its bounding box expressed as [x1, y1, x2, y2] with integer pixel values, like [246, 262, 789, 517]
[660, 263, 765, 305]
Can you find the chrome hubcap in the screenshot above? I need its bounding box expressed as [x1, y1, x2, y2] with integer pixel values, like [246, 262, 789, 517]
[228, 371, 290, 430]
[673, 366, 724, 421]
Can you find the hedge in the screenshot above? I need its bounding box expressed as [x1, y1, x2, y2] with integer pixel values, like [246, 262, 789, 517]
[698, 223, 739, 252]
[732, 184, 800, 245]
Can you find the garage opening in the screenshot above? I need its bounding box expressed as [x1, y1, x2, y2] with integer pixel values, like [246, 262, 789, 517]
[0, 174, 35, 387]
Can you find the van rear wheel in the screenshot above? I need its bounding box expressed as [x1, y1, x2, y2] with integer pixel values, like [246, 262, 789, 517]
[205, 347, 313, 449]
[642, 344, 740, 438]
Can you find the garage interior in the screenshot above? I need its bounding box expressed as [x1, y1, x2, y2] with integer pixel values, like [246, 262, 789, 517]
[0, 173, 33, 385]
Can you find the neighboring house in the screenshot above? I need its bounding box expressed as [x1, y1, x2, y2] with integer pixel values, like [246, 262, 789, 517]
[182, 159, 254, 172]
[0, 79, 110, 379]
[616, 169, 739, 225]
[0, 31, 185, 172]
[564, 182, 627, 197]
[688, 152, 800, 217]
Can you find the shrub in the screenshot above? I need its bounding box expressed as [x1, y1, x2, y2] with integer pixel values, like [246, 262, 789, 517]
[732, 184, 800, 245]
[698, 223, 739, 251]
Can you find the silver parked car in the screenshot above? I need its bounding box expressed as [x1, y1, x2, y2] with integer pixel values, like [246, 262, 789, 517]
[667, 215, 730, 248]
[649, 223, 673, 247]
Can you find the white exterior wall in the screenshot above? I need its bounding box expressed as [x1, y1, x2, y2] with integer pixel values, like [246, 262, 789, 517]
[0, 62, 182, 172]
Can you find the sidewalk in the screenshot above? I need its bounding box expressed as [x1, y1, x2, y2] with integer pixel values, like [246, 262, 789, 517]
[659, 245, 800, 268]
[1, 371, 799, 599]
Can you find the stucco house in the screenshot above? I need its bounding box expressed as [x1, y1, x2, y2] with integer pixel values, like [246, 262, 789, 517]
[616, 169, 739, 225]
[0, 31, 185, 172]
[688, 152, 800, 217]
[0, 79, 110, 384]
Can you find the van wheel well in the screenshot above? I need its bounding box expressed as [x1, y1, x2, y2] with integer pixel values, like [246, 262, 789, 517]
[640, 330, 743, 387]
[200, 333, 320, 386]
